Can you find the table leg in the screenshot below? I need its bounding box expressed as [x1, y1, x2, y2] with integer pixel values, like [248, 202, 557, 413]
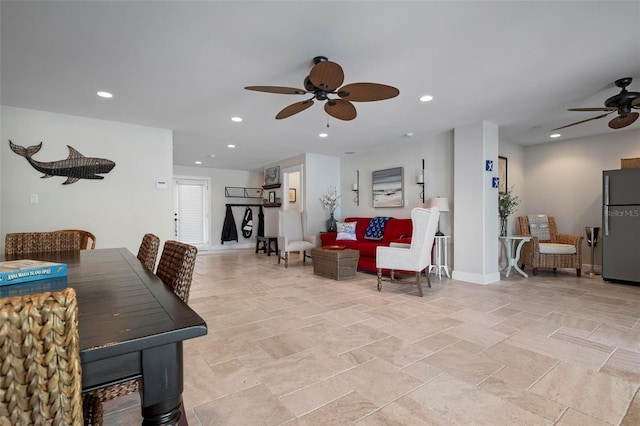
[141, 342, 185, 425]
[511, 239, 529, 278]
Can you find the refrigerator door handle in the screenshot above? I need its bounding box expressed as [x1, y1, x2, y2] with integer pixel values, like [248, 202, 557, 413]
[604, 175, 610, 205]
[604, 206, 609, 236]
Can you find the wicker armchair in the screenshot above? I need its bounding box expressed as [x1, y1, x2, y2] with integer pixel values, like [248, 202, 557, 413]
[0, 288, 102, 425]
[136, 233, 161, 271]
[56, 229, 96, 250]
[5, 231, 81, 254]
[517, 216, 583, 277]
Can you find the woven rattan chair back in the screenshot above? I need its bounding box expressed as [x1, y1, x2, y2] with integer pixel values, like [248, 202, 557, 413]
[56, 229, 96, 250]
[156, 241, 198, 303]
[136, 233, 161, 272]
[5, 231, 81, 255]
[0, 288, 85, 425]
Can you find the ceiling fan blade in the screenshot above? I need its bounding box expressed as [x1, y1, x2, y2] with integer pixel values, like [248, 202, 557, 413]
[245, 86, 306, 95]
[324, 99, 357, 121]
[632, 97, 640, 107]
[552, 112, 613, 131]
[608, 112, 639, 129]
[309, 61, 344, 91]
[275, 100, 314, 119]
[568, 107, 617, 112]
[337, 83, 400, 102]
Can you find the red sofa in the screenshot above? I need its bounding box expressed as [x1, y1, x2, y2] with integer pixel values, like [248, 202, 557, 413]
[319, 217, 412, 274]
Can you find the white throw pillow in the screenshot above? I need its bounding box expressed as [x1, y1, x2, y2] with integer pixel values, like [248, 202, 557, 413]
[336, 222, 357, 241]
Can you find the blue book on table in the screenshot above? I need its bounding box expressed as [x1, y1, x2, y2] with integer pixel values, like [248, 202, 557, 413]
[0, 259, 68, 286]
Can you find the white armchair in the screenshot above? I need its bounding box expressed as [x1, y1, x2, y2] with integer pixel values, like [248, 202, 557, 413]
[278, 210, 316, 267]
[376, 207, 440, 297]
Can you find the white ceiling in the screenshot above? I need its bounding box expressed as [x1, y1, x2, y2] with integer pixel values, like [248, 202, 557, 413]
[2, 1, 639, 172]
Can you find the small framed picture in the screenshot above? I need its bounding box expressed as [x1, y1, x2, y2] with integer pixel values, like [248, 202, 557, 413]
[268, 191, 276, 203]
[289, 188, 296, 203]
[498, 156, 507, 193]
[264, 166, 280, 185]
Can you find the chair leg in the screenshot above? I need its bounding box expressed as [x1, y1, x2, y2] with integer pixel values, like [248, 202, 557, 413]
[415, 271, 423, 297]
[303, 251, 306, 263]
[277, 250, 281, 264]
[284, 252, 289, 268]
[377, 268, 382, 292]
[425, 269, 432, 288]
[577, 268, 581, 277]
[533, 267, 538, 276]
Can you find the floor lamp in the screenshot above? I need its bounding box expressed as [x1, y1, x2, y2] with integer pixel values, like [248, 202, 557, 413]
[427, 197, 450, 236]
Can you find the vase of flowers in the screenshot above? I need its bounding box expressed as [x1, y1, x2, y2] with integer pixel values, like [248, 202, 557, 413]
[498, 185, 520, 236]
[320, 187, 340, 232]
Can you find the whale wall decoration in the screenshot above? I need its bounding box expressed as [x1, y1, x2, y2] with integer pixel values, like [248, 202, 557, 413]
[9, 140, 116, 185]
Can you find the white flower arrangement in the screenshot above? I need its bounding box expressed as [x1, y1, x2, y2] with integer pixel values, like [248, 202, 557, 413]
[498, 185, 521, 219]
[320, 187, 340, 213]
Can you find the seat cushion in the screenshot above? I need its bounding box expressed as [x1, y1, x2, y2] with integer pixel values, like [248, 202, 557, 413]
[286, 240, 315, 252]
[539, 243, 576, 255]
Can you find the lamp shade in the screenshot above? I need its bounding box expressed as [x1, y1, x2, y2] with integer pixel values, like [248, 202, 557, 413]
[428, 197, 450, 212]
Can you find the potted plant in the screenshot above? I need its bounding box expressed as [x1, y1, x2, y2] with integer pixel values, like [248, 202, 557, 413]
[498, 186, 520, 236]
[320, 187, 340, 232]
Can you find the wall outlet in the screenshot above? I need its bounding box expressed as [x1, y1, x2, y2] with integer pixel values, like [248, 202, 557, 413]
[30, 194, 39, 204]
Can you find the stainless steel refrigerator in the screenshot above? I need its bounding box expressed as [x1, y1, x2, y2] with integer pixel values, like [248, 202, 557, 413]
[602, 168, 640, 283]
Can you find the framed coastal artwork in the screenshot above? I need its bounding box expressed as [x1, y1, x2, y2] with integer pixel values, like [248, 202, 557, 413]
[498, 156, 507, 194]
[372, 167, 404, 208]
[264, 166, 280, 186]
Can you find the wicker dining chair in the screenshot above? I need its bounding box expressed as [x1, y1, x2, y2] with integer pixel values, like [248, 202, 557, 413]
[136, 233, 161, 272]
[0, 288, 102, 425]
[4, 231, 81, 255]
[156, 240, 198, 303]
[56, 229, 96, 250]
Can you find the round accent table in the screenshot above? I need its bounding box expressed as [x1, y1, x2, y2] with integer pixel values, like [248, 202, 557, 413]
[499, 235, 531, 278]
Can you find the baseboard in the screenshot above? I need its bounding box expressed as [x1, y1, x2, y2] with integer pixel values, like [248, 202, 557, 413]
[451, 270, 501, 285]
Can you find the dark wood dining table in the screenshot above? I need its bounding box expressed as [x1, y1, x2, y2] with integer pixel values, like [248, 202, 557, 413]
[0, 248, 208, 425]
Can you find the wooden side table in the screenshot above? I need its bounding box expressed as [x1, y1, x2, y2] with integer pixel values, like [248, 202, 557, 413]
[256, 236, 278, 256]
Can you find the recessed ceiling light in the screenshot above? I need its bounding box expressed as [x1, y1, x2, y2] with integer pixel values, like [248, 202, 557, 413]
[208, 154, 216, 158]
[404, 132, 414, 137]
[227, 144, 236, 148]
[231, 116, 242, 122]
[319, 133, 328, 138]
[419, 95, 433, 102]
[194, 161, 202, 165]
[550, 133, 561, 138]
[97, 91, 113, 98]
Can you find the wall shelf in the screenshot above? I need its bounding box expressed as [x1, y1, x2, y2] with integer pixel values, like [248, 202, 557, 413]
[262, 183, 281, 190]
[225, 187, 263, 198]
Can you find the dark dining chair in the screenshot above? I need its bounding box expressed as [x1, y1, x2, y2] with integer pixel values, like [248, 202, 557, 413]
[136, 233, 161, 272]
[4, 231, 81, 255]
[156, 240, 198, 303]
[56, 229, 96, 250]
[0, 288, 102, 425]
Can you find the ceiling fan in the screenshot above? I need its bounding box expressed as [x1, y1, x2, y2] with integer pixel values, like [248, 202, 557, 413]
[553, 77, 640, 131]
[245, 56, 399, 121]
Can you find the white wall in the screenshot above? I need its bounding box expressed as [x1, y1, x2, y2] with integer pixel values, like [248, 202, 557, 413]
[522, 128, 640, 268]
[1, 106, 173, 254]
[172, 165, 263, 250]
[340, 131, 454, 226]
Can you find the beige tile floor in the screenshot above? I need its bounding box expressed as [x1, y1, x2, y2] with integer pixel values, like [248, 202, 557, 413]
[103, 250, 640, 425]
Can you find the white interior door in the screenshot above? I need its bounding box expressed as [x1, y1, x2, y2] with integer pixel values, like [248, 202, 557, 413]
[173, 177, 210, 250]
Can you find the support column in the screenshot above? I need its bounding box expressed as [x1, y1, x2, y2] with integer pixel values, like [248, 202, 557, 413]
[452, 121, 500, 284]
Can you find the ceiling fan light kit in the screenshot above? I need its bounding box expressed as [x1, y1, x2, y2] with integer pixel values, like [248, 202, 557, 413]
[554, 77, 640, 131]
[245, 56, 399, 121]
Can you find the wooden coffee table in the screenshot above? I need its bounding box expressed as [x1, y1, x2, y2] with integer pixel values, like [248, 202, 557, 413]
[311, 247, 359, 280]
